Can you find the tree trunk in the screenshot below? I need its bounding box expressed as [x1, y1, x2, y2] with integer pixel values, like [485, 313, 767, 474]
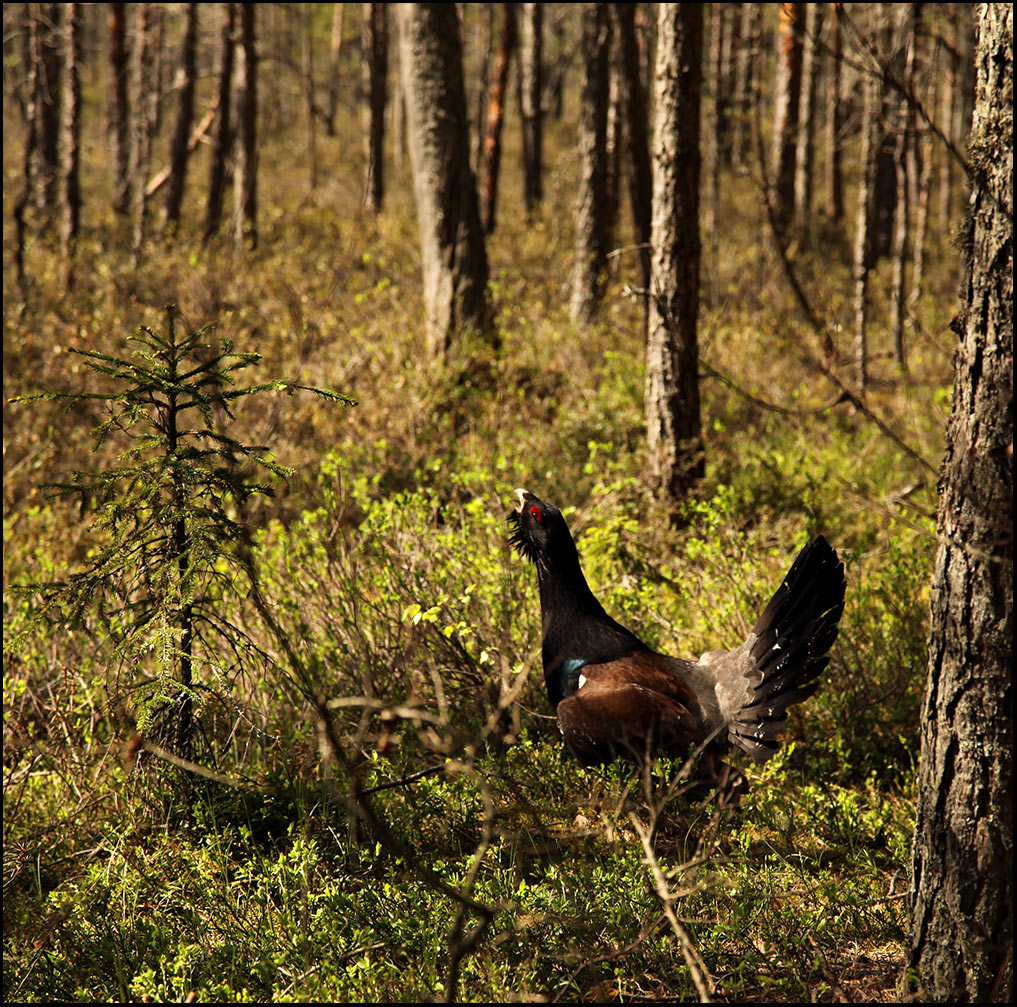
[164, 2, 199, 231]
[481, 3, 517, 234]
[717, 0, 737, 167]
[604, 22, 623, 239]
[646, 3, 704, 512]
[570, 3, 611, 326]
[204, 3, 236, 243]
[60, 2, 81, 283]
[731, 2, 757, 172]
[612, 3, 651, 316]
[872, 5, 896, 264]
[14, 7, 41, 295]
[547, 9, 566, 121]
[910, 15, 934, 316]
[793, 1, 822, 226]
[771, 2, 803, 246]
[363, 3, 388, 212]
[390, 29, 406, 166]
[472, 4, 494, 172]
[7, 4, 32, 123]
[303, 3, 319, 192]
[233, 3, 257, 250]
[889, 127, 911, 373]
[519, 2, 543, 215]
[31, 2, 62, 223]
[707, 3, 726, 174]
[939, 4, 975, 227]
[824, 1, 844, 221]
[130, 3, 156, 265]
[256, 5, 278, 134]
[148, 5, 166, 137]
[852, 68, 879, 396]
[326, 3, 345, 136]
[397, 3, 490, 359]
[890, 3, 919, 373]
[909, 8, 1013, 1001]
[108, 3, 131, 215]
[866, 6, 899, 264]
[704, 3, 723, 283]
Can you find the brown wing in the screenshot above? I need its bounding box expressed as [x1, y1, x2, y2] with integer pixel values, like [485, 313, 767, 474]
[555, 654, 707, 765]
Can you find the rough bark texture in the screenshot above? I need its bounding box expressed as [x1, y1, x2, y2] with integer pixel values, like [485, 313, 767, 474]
[909, 6, 1013, 1002]
[481, 3, 516, 234]
[519, 2, 543, 214]
[645, 3, 704, 510]
[569, 3, 611, 326]
[397, 3, 490, 359]
[363, 3, 388, 212]
[164, 2, 198, 229]
[771, 2, 803, 245]
[233, 3, 258, 250]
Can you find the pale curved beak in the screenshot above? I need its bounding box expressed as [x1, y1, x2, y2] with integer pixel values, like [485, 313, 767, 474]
[513, 487, 530, 513]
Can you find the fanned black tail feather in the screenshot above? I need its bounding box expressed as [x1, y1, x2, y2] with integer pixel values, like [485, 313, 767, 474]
[729, 536, 846, 760]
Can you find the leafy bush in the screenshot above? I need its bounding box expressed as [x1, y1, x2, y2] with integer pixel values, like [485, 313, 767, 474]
[3, 22, 948, 995]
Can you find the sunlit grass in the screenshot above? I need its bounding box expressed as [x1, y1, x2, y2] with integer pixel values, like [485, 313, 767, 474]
[2, 16, 958, 998]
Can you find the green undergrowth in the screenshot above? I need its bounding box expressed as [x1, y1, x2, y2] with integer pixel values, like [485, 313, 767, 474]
[4, 28, 951, 998]
[4, 459, 929, 1002]
[3, 725, 914, 1003]
[4, 300, 936, 1000]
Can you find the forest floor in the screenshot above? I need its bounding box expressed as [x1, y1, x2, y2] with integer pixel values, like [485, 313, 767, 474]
[3, 80, 960, 1002]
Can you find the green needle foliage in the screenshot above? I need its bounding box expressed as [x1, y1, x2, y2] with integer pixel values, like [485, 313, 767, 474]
[8, 305, 355, 758]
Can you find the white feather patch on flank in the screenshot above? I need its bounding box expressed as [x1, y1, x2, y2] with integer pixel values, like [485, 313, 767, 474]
[578, 674, 587, 689]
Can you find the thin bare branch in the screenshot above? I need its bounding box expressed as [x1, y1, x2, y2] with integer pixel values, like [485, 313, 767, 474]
[631, 812, 716, 1002]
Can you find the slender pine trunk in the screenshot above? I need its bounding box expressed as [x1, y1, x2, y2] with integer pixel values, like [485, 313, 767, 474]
[164, 3, 199, 231]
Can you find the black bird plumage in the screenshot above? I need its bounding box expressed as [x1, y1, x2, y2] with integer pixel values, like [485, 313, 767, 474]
[509, 489, 846, 781]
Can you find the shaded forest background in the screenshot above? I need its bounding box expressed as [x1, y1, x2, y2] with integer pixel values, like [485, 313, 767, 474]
[3, 3, 1008, 1004]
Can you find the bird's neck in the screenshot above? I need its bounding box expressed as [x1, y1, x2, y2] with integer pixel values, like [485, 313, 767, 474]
[535, 555, 648, 707]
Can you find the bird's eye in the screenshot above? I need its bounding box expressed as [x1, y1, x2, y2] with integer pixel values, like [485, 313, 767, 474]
[529, 505, 542, 523]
